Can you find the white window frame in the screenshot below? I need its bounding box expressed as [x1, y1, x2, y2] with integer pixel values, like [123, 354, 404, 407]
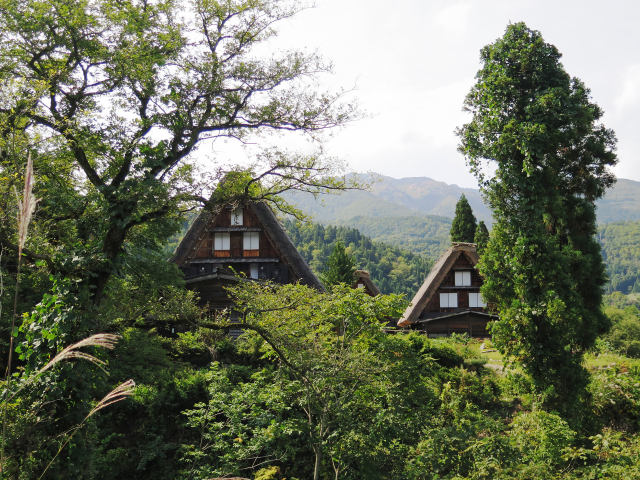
[243, 231, 260, 250]
[214, 232, 230, 251]
[469, 292, 487, 308]
[231, 207, 243, 226]
[439, 292, 458, 308]
[455, 271, 471, 287]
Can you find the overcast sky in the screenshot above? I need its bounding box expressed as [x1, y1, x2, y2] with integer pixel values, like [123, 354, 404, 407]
[243, 0, 637, 189]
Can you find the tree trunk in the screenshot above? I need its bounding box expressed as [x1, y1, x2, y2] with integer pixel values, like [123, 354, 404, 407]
[313, 444, 321, 480]
[90, 221, 128, 306]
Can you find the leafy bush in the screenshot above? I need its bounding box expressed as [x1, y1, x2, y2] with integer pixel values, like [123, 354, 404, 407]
[590, 367, 640, 432]
[509, 410, 576, 466]
[405, 382, 510, 479]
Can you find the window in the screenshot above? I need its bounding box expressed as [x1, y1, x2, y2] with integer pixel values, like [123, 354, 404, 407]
[243, 231, 260, 254]
[439, 292, 458, 308]
[231, 207, 243, 226]
[455, 271, 471, 286]
[469, 292, 487, 308]
[214, 232, 230, 251]
[249, 264, 259, 279]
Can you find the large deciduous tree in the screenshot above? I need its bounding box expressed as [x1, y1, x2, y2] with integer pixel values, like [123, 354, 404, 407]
[0, 0, 355, 305]
[450, 194, 477, 243]
[457, 23, 617, 419]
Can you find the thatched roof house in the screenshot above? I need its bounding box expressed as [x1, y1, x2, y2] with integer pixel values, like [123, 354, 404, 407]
[397, 242, 496, 336]
[351, 270, 381, 297]
[172, 198, 323, 309]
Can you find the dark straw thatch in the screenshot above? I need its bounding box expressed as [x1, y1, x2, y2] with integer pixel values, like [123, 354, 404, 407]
[172, 199, 324, 292]
[398, 242, 479, 327]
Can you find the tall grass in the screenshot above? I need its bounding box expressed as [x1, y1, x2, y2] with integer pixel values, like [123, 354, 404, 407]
[1, 152, 37, 469]
[6, 152, 37, 381]
[0, 154, 135, 476]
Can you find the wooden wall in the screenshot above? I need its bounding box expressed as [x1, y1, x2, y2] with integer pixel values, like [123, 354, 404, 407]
[421, 252, 485, 314]
[189, 206, 279, 260]
[418, 314, 490, 337]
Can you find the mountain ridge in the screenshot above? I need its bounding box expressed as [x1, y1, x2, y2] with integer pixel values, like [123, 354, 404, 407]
[284, 173, 640, 225]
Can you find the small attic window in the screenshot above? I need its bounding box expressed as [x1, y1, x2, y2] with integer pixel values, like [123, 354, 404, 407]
[213, 232, 230, 257]
[455, 271, 471, 287]
[440, 292, 458, 308]
[469, 292, 487, 308]
[243, 231, 260, 256]
[231, 207, 243, 226]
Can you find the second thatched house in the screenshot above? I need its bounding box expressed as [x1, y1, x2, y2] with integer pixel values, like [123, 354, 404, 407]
[397, 242, 496, 336]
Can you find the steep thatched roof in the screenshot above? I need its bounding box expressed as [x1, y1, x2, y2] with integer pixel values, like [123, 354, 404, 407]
[172, 200, 324, 292]
[251, 202, 325, 291]
[397, 242, 479, 327]
[170, 208, 215, 266]
[352, 270, 381, 296]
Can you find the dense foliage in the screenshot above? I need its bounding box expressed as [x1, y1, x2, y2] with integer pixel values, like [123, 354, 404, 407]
[600, 304, 640, 358]
[283, 219, 432, 297]
[450, 194, 477, 243]
[458, 22, 616, 418]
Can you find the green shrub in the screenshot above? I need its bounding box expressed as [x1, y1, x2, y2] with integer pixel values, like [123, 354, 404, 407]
[590, 367, 640, 431]
[602, 306, 640, 356]
[509, 410, 575, 466]
[627, 340, 640, 358]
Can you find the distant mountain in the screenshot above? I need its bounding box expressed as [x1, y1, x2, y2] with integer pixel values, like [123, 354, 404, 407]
[285, 173, 640, 225]
[596, 179, 640, 223]
[285, 173, 492, 223]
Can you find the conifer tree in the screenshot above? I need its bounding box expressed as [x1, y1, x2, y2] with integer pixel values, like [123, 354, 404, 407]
[320, 241, 356, 287]
[474, 221, 490, 255]
[458, 22, 616, 421]
[450, 195, 477, 243]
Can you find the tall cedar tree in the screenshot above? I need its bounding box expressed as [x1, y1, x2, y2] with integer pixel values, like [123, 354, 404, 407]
[321, 241, 356, 287]
[0, 0, 354, 306]
[458, 23, 616, 420]
[474, 221, 490, 255]
[450, 194, 477, 243]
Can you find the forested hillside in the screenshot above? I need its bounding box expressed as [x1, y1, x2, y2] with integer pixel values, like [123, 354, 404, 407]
[284, 174, 640, 294]
[283, 219, 432, 296]
[599, 221, 640, 293]
[339, 215, 451, 259]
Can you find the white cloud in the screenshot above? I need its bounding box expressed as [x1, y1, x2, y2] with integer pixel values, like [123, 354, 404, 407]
[614, 64, 640, 112]
[434, 2, 473, 35]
